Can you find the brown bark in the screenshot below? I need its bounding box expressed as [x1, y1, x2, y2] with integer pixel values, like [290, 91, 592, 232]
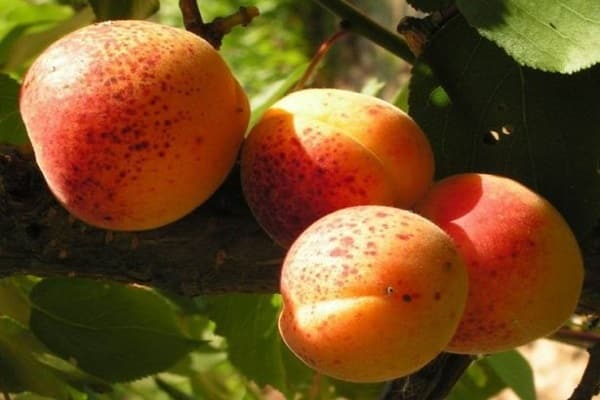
[0, 146, 283, 296]
[1, 145, 599, 315]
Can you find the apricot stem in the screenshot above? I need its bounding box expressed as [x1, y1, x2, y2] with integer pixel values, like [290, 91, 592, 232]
[179, 0, 206, 39]
[179, 1, 259, 49]
[293, 29, 349, 90]
[310, 0, 415, 64]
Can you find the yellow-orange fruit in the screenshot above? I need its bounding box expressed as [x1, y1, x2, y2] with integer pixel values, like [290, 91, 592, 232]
[20, 20, 249, 230]
[241, 88, 434, 247]
[415, 173, 584, 354]
[279, 205, 468, 382]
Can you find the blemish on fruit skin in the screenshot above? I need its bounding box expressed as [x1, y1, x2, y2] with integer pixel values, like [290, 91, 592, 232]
[402, 294, 412, 302]
[396, 233, 413, 240]
[329, 248, 349, 257]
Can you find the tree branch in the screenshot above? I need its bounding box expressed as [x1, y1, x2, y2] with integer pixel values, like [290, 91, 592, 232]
[569, 344, 600, 400]
[0, 147, 283, 296]
[309, 0, 416, 64]
[2, 146, 599, 311]
[179, 0, 259, 49]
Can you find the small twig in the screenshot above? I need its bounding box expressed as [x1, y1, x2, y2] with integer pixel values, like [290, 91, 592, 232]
[179, 1, 259, 49]
[310, 0, 415, 64]
[294, 28, 349, 90]
[551, 327, 600, 347]
[569, 344, 600, 400]
[179, 0, 204, 34]
[2, 390, 11, 400]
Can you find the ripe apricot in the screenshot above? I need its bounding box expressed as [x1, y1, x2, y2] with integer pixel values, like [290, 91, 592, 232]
[20, 20, 249, 230]
[415, 173, 584, 354]
[279, 205, 468, 382]
[241, 88, 434, 247]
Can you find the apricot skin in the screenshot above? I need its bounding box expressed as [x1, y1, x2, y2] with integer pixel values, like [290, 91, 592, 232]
[279, 205, 468, 382]
[241, 89, 434, 247]
[20, 20, 249, 230]
[415, 173, 584, 354]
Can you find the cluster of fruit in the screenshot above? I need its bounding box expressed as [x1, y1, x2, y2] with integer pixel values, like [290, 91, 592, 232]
[242, 90, 584, 382]
[20, 21, 584, 383]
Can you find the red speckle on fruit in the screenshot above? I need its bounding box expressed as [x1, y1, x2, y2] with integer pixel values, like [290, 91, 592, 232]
[330, 248, 348, 257]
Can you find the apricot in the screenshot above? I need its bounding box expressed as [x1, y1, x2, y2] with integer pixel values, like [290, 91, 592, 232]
[241, 88, 434, 247]
[20, 20, 249, 230]
[415, 173, 584, 354]
[279, 205, 468, 382]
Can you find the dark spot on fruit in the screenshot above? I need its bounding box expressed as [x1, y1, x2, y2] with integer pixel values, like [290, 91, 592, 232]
[402, 294, 412, 302]
[434, 292, 441, 300]
[129, 141, 149, 151]
[396, 233, 413, 240]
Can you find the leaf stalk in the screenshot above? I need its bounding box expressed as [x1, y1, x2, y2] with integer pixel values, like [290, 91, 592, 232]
[310, 0, 416, 64]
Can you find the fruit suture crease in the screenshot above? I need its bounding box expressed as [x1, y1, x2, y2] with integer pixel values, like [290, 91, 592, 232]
[19, 20, 584, 384]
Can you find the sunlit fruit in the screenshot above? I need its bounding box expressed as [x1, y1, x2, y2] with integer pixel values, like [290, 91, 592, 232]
[415, 173, 584, 354]
[241, 88, 434, 247]
[20, 20, 249, 230]
[279, 205, 468, 382]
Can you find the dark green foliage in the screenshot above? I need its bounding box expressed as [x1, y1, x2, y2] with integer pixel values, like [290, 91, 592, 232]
[409, 15, 600, 240]
[29, 278, 201, 382]
[0, 74, 26, 145]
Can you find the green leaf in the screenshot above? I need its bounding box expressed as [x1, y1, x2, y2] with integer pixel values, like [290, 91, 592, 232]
[360, 77, 386, 97]
[0, 73, 27, 144]
[89, 0, 160, 21]
[0, 0, 76, 74]
[484, 350, 536, 400]
[456, 0, 600, 73]
[29, 278, 201, 383]
[35, 352, 112, 393]
[331, 379, 385, 400]
[0, 0, 73, 41]
[0, 277, 34, 325]
[0, 316, 83, 399]
[447, 358, 506, 400]
[392, 83, 410, 112]
[202, 294, 314, 396]
[409, 14, 600, 240]
[248, 62, 309, 130]
[1, 7, 95, 75]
